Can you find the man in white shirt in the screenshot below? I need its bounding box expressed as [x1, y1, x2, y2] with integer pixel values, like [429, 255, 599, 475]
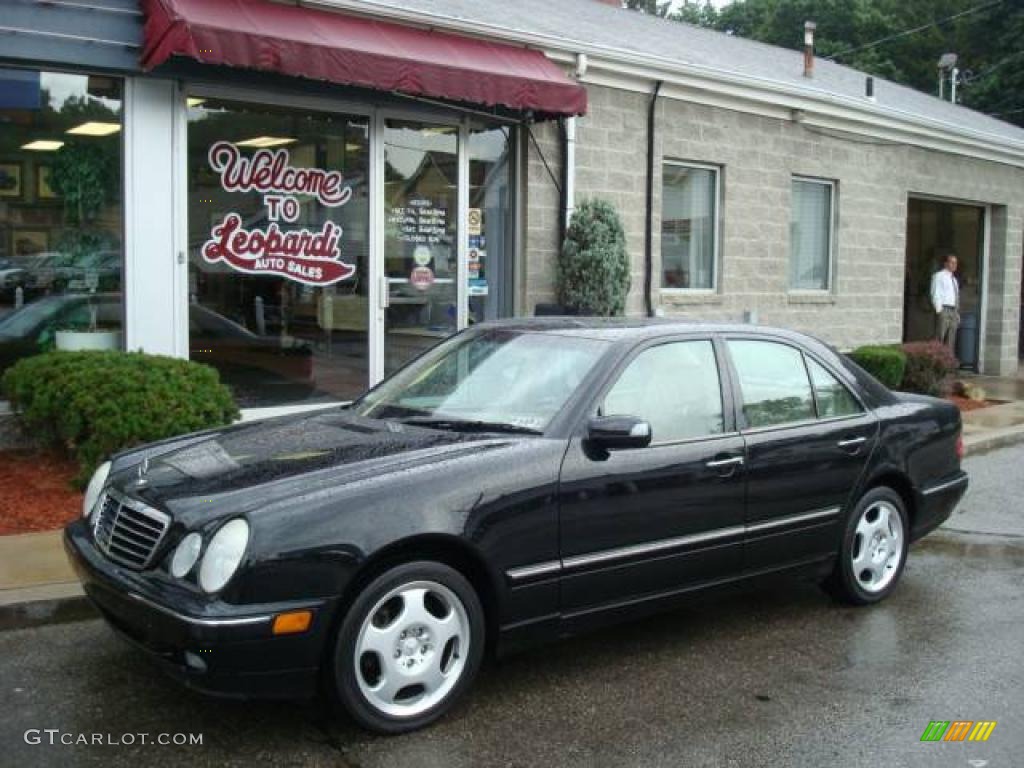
[930, 253, 960, 352]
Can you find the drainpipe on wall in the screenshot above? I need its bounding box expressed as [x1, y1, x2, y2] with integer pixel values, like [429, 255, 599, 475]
[558, 118, 570, 250]
[564, 115, 577, 232]
[643, 80, 663, 318]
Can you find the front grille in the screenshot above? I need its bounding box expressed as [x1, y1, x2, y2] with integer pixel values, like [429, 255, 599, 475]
[91, 491, 170, 570]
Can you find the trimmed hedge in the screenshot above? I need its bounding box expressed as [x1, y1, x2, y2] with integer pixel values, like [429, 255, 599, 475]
[848, 345, 907, 389]
[557, 198, 630, 316]
[900, 341, 959, 397]
[2, 351, 239, 485]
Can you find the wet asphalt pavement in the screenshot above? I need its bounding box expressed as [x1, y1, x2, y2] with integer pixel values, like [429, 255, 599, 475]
[2, 444, 1023, 768]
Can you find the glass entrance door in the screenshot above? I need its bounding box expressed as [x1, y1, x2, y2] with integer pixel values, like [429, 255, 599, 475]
[381, 119, 460, 375]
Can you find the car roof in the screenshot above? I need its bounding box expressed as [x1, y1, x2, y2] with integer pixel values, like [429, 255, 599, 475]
[472, 316, 815, 343]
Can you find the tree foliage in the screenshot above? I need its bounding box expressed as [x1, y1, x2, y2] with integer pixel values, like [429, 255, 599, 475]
[626, 0, 1024, 127]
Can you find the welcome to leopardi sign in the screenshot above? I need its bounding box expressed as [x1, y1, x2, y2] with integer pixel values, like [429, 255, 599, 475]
[201, 141, 356, 286]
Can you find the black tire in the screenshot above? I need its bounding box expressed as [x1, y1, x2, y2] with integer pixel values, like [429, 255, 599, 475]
[330, 561, 485, 734]
[823, 486, 910, 605]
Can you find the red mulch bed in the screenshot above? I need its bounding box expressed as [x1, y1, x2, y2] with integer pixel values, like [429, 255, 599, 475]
[0, 450, 82, 536]
[948, 395, 999, 413]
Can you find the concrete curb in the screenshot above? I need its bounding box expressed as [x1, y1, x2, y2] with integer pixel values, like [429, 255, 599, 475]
[963, 424, 1024, 456]
[0, 590, 95, 632]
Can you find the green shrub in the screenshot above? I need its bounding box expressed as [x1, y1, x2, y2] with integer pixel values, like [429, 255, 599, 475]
[557, 198, 630, 316]
[848, 345, 907, 389]
[900, 341, 959, 397]
[2, 351, 239, 485]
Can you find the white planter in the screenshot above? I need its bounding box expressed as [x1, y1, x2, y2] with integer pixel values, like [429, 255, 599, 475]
[55, 330, 122, 352]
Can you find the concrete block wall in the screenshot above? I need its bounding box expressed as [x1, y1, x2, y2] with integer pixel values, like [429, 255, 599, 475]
[525, 82, 1024, 375]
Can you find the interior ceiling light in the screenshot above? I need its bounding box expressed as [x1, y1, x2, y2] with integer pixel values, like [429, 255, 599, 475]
[21, 140, 65, 151]
[66, 122, 121, 136]
[236, 136, 297, 148]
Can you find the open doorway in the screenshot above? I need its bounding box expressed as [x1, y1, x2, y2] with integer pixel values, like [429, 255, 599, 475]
[903, 197, 985, 370]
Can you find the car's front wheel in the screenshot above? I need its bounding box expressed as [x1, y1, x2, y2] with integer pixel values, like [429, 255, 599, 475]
[824, 487, 910, 605]
[331, 561, 485, 733]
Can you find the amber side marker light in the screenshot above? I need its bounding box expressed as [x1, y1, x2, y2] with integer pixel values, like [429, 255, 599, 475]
[272, 610, 313, 635]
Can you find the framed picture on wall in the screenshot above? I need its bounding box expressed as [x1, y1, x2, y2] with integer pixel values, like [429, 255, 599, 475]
[12, 229, 48, 256]
[0, 163, 23, 199]
[36, 164, 58, 200]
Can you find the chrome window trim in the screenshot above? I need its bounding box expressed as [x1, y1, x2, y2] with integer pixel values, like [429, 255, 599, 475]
[739, 413, 866, 437]
[505, 505, 842, 582]
[126, 592, 272, 627]
[647, 430, 741, 449]
[921, 474, 969, 496]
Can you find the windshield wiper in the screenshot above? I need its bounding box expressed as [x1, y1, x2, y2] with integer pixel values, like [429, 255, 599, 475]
[402, 416, 542, 435]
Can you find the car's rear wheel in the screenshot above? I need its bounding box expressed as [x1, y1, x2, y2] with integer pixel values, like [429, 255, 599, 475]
[824, 487, 909, 605]
[330, 561, 484, 733]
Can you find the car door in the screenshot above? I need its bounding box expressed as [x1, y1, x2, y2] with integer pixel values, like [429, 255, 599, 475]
[722, 337, 878, 572]
[558, 336, 746, 622]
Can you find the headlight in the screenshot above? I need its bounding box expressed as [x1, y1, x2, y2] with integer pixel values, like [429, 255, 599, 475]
[198, 519, 249, 593]
[82, 461, 111, 518]
[170, 532, 203, 578]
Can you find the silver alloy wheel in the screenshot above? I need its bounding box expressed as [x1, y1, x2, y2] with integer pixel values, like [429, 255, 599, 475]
[851, 500, 903, 593]
[353, 580, 470, 718]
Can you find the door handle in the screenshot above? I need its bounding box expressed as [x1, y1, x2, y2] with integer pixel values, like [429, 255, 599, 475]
[837, 436, 868, 452]
[706, 456, 744, 475]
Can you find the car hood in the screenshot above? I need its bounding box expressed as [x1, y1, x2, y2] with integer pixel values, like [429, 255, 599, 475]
[110, 409, 514, 524]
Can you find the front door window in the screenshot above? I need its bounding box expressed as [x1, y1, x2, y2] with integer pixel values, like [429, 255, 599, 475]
[382, 120, 459, 375]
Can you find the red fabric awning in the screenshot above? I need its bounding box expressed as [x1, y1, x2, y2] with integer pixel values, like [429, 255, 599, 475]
[141, 0, 587, 117]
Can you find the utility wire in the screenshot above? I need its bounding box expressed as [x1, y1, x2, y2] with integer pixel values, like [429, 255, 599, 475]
[825, 0, 1006, 61]
[961, 50, 1024, 83]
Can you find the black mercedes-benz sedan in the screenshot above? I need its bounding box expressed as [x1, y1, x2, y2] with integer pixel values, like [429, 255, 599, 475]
[65, 319, 968, 732]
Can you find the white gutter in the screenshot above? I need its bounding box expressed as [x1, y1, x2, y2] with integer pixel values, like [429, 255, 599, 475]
[300, 0, 1024, 168]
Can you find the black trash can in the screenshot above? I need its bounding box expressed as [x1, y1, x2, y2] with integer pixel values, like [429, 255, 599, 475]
[955, 311, 978, 369]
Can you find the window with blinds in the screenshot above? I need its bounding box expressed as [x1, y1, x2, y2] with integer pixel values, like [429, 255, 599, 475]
[789, 178, 835, 291]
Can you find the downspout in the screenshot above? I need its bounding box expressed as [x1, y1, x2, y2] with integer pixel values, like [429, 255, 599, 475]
[558, 117, 573, 250]
[644, 80, 663, 317]
[563, 115, 577, 235]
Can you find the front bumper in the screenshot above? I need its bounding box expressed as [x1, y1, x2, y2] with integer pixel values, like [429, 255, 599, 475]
[911, 470, 969, 542]
[64, 520, 333, 699]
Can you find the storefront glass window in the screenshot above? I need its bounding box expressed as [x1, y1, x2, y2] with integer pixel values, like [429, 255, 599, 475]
[0, 69, 123, 378]
[187, 98, 370, 407]
[468, 126, 514, 323]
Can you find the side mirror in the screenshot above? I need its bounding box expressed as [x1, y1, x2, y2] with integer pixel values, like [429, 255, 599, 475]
[586, 415, 652, 450]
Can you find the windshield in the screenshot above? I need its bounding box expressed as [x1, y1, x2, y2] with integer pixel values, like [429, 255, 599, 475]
[354, 329, 610, 432]
[0, 296, 76, 337]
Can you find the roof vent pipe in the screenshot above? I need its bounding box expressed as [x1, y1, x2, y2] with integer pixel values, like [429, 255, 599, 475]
[865, 76, 875, 101]
[803, 21, 816, 78]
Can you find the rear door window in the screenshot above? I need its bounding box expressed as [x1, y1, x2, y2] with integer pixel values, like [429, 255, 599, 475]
[806, 358, 863, 418]
[727, 340, 815, 428]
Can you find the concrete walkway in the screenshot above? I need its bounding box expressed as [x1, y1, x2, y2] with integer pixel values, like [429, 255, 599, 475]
[960, 370, 1024, 454]
[2, 375, 1023, 626]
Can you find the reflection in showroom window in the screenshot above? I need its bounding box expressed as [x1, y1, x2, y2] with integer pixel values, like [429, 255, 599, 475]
[0, 69, 123, 377]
